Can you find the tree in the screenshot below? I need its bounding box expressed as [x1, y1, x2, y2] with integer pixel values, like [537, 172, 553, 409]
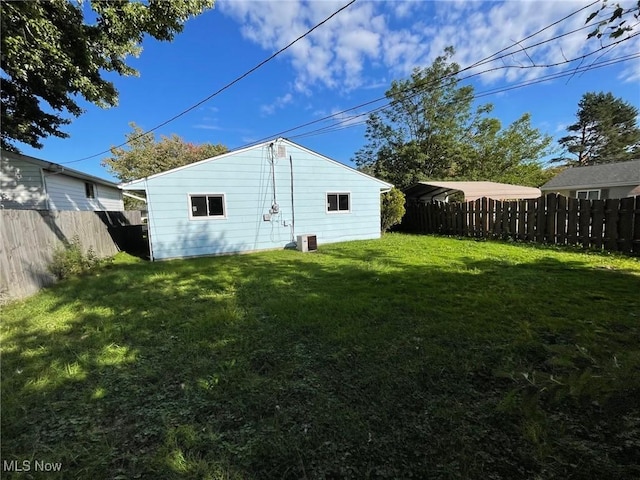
[585, 0, 640, 40]
[381, 187, 406, 233]
[556, 92, 640, 166]
[102, 123, 227, 183]
[355, 47, 554, 189]
[1, 0, 214, 152]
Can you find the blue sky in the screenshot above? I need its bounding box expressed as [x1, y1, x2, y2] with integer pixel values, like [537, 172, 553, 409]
[17, 0, 640, 183]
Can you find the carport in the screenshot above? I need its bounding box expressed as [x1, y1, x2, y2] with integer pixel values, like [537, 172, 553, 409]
[404, 181, 542, 203]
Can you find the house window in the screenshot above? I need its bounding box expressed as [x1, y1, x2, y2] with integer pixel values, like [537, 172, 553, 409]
[576, 189, 600, 200]
[85, 182, 95, 199]
[189, 194, 226, 219]
[327, 193, 350, 213]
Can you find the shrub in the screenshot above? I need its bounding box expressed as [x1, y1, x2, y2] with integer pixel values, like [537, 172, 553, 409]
[381, 187, 406, 233]
[48, 236, 100, 280]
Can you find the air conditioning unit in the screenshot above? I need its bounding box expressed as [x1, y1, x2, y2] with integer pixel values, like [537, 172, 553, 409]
[297, 234, 317, 252]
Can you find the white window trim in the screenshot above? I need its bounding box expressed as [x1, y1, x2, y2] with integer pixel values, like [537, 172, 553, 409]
[188, 193, 227, 220]
[576, 189, 600, 200]
[326, 191, 351, 214]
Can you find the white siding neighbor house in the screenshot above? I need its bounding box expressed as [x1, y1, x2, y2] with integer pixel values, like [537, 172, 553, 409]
[1, 149, 123, 211]
[121, 138, 392, 260]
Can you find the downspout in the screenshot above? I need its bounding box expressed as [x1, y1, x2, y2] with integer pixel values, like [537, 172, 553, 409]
[145, 178, 155, 261]
[289, 155, 295, 242]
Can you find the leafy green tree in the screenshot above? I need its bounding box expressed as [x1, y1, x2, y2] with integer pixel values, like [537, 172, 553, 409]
[556, 91, 640, 166]
[355, 47, 554, 189]
[381, 187, 406, 233]
[1, 0, 214, 152]
[102, 123, 227, 184]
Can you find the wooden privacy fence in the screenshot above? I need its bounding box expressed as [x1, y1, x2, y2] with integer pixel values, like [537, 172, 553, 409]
[400, 193, 640, 255]
[1, 209, 142, 302]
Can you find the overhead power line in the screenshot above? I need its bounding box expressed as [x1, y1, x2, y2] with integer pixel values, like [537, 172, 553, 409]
[61, 0, 356, 164]
[288, 53, 640, 141]
[246, 26, 639, 148]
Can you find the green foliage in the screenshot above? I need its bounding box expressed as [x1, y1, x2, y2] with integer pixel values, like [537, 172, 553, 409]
[0, 0, 214, 152]
[354, 47, 554, 189]
[381, 187, 406, 233]
[48, 236, 101, 280]
[556, 91, 640, 166]
[102, 122, 228, 182]
[4, 236, 639, 478]
[586, 0, 640, 40]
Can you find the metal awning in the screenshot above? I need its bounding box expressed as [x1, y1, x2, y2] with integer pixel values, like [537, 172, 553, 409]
[404, 181, 542, 202]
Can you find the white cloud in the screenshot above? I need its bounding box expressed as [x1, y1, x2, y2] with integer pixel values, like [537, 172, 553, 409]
[261, 93, 294, 115]
[219, 0, 640, 93]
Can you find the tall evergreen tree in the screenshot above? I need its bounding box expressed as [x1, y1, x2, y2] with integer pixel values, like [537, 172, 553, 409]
[556, 92, 640, 166]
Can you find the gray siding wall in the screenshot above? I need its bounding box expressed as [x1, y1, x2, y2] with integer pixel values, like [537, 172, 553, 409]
[551, 186, 639, 199]
[45, 173, 123, 211]
[141, 142, 388, 260]
[0, 152, 47, 210]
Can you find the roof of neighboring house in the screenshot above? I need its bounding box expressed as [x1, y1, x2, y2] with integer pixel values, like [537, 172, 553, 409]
[404, 181, 541, 202]
[1, 149, 121, 188]
[541, 159, 640, 191]
[120, 138, 393, 191]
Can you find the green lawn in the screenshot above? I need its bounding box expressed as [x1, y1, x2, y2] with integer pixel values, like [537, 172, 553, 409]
[2, 234, 639, 479]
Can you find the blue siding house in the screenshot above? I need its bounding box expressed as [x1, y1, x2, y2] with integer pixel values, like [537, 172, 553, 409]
[121, 139, 392, 260]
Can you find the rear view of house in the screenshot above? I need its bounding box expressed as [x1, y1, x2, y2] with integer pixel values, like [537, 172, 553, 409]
[1, 149, 123, 211]
[540, 159, 640, 200]
[121, 138, 392, 260]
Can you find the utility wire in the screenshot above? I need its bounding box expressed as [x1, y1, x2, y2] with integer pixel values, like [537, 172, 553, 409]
[61, 0, 356, 164]
[247, 29, 639, 147]
[244, 3, 622, 148]
[288, 53, 640, 141]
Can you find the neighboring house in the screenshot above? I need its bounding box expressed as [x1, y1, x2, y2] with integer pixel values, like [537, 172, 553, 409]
[540, 159, 640, 200]
[1, 149, 123, 210]
[121, 138, 392, 260]
[404, 181, 541, 203]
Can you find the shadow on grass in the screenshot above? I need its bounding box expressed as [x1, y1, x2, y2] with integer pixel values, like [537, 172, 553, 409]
[2, 237, 639, 479]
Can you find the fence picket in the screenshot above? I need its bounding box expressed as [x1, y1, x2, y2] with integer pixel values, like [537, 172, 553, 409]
[1, 210, 142, 301]
[399, 194, 640, 256]
[591, 199, 605, 249]
[618, 197, 634, 253]
[556, 195, 567, 245]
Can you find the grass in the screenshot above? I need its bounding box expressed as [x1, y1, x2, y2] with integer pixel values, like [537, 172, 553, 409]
[1, 234, 639, 479]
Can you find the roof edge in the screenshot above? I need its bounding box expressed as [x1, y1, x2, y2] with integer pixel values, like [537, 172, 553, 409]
[2, 149, 120, 188]
[120, 138, 394, 189]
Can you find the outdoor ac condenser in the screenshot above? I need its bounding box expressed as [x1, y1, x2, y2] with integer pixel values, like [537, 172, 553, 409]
[297, 234, 318, 252]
